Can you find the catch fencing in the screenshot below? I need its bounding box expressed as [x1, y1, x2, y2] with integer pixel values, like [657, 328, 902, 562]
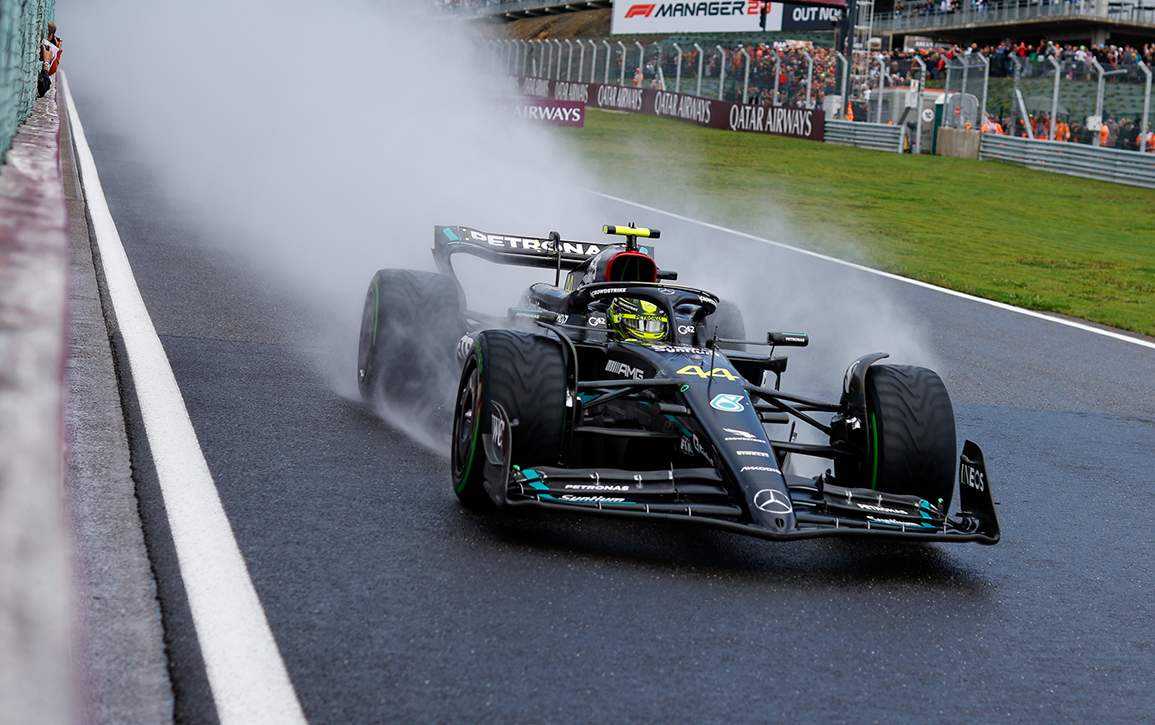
[489, 39, 839, 110]
[0, 0, 55, 163]
[487, 39, 1154, 146]
[487, 39, 1155, 184]
[980, 134, 1155, 189]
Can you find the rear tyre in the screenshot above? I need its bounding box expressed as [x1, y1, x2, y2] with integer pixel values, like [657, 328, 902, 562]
[704, 299, 746, 351]
[357, 269, 464, 415]
[452, 330, 568, 509]
[863, 365, 957, 509]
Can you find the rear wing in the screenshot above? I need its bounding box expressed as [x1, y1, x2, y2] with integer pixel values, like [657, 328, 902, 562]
[433, 225, 650, 276]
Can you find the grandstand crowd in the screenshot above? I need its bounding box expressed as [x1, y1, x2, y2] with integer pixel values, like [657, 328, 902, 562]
[438, 0, 1152, 149]
[894, 0, 1104, 16]
[660, 40, 1152, 149]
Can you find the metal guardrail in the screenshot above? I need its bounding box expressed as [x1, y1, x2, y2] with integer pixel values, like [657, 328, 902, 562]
[979, 134, 1155, 189]
[0, 0, 55, 163]
[824, 119, 906, 153]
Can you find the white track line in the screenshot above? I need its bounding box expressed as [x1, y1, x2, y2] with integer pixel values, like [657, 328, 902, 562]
[61, 74, 308, 725]
[591, 190, 1155, 352]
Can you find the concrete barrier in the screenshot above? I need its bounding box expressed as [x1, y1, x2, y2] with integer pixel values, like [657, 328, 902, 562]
[0, 85, 72, 724]
[936, 127, 981, 160]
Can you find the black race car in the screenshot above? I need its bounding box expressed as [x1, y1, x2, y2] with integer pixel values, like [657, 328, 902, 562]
[357, 224, 1000, 544]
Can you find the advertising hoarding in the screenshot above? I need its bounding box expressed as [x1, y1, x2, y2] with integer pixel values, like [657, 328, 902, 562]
[518, 76, 825, 142]
[611, 1, 844, 34]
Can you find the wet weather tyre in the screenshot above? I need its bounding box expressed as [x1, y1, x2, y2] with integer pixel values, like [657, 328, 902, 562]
[357, 269, 464, 409]
[452, 330, 568, 509]
[864, 365, 957, 509]
[705, 300, 746, 351]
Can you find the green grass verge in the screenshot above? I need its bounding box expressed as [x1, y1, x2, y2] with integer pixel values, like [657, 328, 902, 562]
[558, 109, 1155, 337]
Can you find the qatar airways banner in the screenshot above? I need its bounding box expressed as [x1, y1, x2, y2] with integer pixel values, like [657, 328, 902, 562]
[487, 98, 584, 127]
[518, 76, 824, 142]
[611, 1, 844, 34]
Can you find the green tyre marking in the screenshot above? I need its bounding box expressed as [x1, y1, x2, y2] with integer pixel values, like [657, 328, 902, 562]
[457, 344, 483, 493]
[869, 411, 879, 490]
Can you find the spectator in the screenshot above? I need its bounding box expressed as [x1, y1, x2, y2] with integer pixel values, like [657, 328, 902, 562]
[38, 21, 61, 97]
[42, 22, 62, 73]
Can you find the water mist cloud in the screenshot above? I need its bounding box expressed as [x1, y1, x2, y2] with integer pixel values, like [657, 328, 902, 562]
[58, 0, 605, 410]
[58, 0, 599, 300]
[58, 0, 937, 455]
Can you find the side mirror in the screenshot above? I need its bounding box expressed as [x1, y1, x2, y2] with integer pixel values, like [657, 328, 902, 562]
[767, 332, 809, 347]
[657, 269, 678, 280]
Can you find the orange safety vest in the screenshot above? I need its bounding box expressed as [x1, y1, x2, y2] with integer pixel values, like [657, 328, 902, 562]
[1099, 125, 1109, 146]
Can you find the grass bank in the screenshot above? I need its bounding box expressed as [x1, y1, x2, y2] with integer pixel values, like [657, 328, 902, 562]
[558, 109, 1155, 337]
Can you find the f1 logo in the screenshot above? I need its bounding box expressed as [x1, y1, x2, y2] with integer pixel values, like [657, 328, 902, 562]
[625, 4, 656, 17]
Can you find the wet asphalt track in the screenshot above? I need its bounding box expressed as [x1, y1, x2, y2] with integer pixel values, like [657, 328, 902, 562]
[74, 94, 1155, 723]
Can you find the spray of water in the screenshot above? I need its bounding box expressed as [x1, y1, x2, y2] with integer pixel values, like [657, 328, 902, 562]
[58, 0, 936, 460]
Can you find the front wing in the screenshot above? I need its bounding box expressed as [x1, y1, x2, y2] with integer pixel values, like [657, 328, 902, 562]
[483, 428, 1000, 544]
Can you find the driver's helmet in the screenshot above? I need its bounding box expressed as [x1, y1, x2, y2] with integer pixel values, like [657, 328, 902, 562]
[608, 297, 668, 342]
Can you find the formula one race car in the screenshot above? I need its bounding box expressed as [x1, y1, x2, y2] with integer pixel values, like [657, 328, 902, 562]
[357, 224, 1000, 544]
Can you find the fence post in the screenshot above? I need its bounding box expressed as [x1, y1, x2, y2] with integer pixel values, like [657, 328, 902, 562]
[740, 47, 751, 104]
[1091, 57, 1105, 120]
[804, 49, 814, 108]
[775, 50, 783, 106]
[617, 41, 627, 86]
[960, 56, 969, 102]
[603, 40, 611, 84]
[578, 41, 586, 83]
[634, 41, 645, 86]
[876, 54, 885, 124]
[565, 39, 573, 81]
[912, 55, 927, 154]
[717, 46, 726, 100]
[836, 52, 848, 119]
[1139, 60, 1152, 153]
[694, 43, 704, 97]
[673, 43, 683, 94]
[555, 39, 563, 79]
[1048, 54, 1061, 141]
[978, 52, 990, 122]
[1012, 55, 1034, 139]
[651, 43, 665, 90]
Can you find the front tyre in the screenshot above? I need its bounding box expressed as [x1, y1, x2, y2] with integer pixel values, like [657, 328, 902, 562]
[452, 330, 568, 509]
[863, 365, 957, 509]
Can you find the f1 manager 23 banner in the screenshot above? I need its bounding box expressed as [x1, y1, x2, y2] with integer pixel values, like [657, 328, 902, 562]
[612, 1, 845, 35]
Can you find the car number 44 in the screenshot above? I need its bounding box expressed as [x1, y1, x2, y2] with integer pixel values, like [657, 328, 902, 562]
[678, 365, 738, 382]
